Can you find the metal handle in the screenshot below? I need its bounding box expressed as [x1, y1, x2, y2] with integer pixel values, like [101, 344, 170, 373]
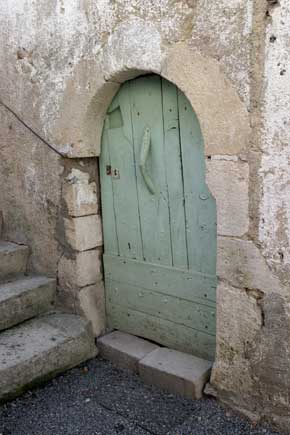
[139, 127, 155, 194]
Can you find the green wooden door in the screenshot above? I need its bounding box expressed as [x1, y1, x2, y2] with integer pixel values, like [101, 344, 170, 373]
[100, 75, 217, 361]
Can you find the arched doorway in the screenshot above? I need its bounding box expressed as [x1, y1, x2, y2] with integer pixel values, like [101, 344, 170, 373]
[100, 74, 216, 361]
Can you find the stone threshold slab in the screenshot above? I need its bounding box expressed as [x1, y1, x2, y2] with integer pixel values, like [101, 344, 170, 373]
[97, 330, 212, 399]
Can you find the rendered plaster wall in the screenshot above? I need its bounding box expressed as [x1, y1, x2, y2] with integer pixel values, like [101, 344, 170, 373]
[209, 2, 290, 431]
[0, 0, 253, 156]
[0, 0, 289, 432]
[259, 0, 290, 284]
[0, 104, 62, 275]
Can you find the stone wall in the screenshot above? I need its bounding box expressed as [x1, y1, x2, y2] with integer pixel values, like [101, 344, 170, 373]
[209, 1, 290, 430]
[0, 104, 62, 275]
[0, 0, 290, 431]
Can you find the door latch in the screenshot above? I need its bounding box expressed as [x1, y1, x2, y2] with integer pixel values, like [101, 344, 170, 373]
[106, 165, 120, 179]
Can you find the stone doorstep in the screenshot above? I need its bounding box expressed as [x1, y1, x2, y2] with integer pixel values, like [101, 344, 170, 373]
[139, 347, 212, 400]
[97, 330, 159, 372]
[97, 331, 212, 399]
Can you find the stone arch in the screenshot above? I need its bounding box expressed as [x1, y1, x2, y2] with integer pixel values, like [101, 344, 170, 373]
[53, 36, 250, 159]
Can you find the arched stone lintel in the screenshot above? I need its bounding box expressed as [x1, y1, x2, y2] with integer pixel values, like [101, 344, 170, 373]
[161, 42, 250, 157]
[53, 40, 250, 158]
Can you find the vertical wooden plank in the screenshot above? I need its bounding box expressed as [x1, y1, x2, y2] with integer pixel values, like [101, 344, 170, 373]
[107, 83, 143, 260]
[178, 90, 217, 275]
[99, 118, 119, 256]
[130, 75, 172, 266]
[161, 78, 188, 269]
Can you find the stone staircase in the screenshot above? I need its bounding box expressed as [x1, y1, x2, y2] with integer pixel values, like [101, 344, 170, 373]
[0, 213, 97, 402]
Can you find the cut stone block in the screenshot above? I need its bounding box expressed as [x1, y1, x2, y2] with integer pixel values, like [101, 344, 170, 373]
[76, 283, 105, 337]
[210, 281, 263, 396]
[162, 42, 250, 157]
[0, 241, 28, 280]
[58, 249, 102, 289]
[0, 276, 56, 331]
[139, 348, 212, 399]
[98, 331, 159, 372]
[0, 313, 97, 402]
[64, 169, 99, 217]
[217, 236, 284, 293]
[64, 215, 103, 251]
[206, 160, 249, 237]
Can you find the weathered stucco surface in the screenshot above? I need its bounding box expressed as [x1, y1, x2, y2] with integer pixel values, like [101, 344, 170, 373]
[210, 2, 290, 431]
[0, 0, 251, 157]
[0, 0, 290, 431]
[259, 0, 290, 285]
[0, 105, 62, 275]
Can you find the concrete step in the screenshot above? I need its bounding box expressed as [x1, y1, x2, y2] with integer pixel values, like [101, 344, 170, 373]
[0, 313, 98, 402]
[0, 276, 56, 332]
[98, 331, 212, 400]
[0, 241, 29, 280]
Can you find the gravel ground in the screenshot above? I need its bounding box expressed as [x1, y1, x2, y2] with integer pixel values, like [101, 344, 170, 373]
[0, 357, 286, 435]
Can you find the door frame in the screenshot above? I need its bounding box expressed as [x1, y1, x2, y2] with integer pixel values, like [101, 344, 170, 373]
[58, 40, 250, 385]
